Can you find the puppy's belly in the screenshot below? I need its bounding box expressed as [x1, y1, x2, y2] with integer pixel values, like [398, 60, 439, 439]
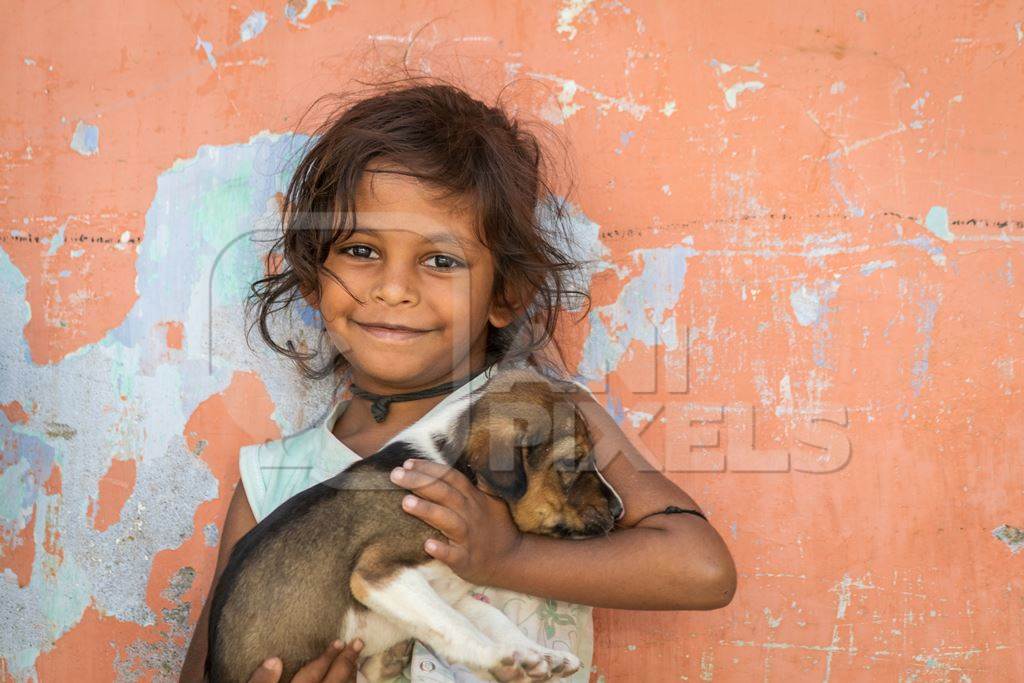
[339, 560, 474, 655]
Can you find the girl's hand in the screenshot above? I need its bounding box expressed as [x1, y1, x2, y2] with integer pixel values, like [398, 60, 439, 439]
[390, 459, 523, 585]
[246, 639, 363, 683]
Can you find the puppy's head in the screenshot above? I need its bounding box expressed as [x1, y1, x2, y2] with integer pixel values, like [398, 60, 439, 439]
[449, 367, 623, 538]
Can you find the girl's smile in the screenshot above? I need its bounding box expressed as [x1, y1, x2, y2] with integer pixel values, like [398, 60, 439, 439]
[352, 319, 437, 343]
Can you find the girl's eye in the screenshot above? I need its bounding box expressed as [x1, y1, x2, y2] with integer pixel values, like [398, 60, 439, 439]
[339, 245, 378, 260]
[424, 254, 465, 270]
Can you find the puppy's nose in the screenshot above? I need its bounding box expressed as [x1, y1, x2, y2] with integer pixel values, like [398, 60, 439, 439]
[608, 494, 623, 521]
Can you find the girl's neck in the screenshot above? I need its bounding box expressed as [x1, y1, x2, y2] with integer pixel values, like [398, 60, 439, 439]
[332, 393, 450, 458]
[333, 359, 490, 457]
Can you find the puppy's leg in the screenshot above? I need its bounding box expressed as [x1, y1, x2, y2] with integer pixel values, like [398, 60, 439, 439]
[351, 556, 522, 677]
[453, 595, 581, 680]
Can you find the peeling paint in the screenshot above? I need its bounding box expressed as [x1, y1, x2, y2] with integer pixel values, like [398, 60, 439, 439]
[70, 121, 99, 156]
[924, 205, 955, 242]
[555, 0, 595, 40]
[194, 36, 216, 69]
[240, 11, 268, 42]
[722, 81, 764, 110]
[992, 524, 1024, 554]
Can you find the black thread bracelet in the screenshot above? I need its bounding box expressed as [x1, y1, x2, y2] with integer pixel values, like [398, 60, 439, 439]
[635, 505, 708, 524]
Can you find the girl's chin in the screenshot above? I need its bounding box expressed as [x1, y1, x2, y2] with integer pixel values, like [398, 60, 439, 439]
[346, 356, 449, 388]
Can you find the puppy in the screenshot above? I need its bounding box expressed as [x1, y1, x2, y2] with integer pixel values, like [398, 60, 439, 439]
[205, 366, 623, 682]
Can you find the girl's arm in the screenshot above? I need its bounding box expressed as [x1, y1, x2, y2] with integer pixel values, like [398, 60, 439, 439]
[489, 384, 737, 609]
[180, 481, 259, 681]
[390, 387, 737, 611]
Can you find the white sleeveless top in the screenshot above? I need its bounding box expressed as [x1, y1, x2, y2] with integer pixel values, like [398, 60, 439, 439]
[239, 365, 598, 682]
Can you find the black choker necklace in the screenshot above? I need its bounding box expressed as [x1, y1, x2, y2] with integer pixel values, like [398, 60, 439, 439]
[350, 366, 489, 423]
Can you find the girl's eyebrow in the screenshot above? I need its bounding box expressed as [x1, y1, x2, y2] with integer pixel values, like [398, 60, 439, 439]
[349, 225, 478, 251]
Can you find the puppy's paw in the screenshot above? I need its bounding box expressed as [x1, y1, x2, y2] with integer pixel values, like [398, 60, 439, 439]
[514, 647, 550, 680]
[486, 646, 544, 682]
[486, 649, 523, 682]
[538, 648, 580, 678]
[486, 644, 581, 681]
[358, 652, 387, 681]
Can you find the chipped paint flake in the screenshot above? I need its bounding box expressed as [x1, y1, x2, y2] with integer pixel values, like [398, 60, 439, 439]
[194, 36, 217, 69]
[924, 205, 955, 242]
[790, 284, 823, 326]
[764, 607, 782, 628]
[992, 524, 1024, 553]
[722, 81, 764, 109]
[240, 11, 268, 42]
[860, 259, 896, 276]
[528, 71, 650, 121]
[70, 121, 99, 156]
[556, 0, 595, 40]
[284, 0, 341, 25]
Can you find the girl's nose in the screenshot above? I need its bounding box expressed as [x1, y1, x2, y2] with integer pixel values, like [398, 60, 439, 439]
[370, 263, 418, 306]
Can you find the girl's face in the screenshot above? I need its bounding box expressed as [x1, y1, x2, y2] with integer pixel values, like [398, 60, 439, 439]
[308, 165, 514, 393]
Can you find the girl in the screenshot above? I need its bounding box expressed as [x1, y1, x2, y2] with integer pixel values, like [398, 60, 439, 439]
[180, 81, 736, 683]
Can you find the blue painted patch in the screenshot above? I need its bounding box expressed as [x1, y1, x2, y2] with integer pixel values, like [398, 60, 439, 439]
[578, 246, 693, 379]
[286, 0, 343, 24]
[924, 206, 954, 241]
[0, 414, 58, 524]
[47, 223, 66, 256]
[240, 11, 268, 42]
[194, 37, 217, 69]
[910, 298, 939, 397]
[860, 259, 895, 276]
[790, 285, 822, 326]
[70, 121, 99, 156]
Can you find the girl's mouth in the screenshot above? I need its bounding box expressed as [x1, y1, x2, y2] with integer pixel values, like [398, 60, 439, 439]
[353, 320, 434, 342]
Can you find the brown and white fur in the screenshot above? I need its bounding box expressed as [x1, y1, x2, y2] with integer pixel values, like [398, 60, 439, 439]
[205, 366, 623, 682]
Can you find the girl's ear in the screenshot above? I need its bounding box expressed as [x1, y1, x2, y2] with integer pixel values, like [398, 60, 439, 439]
[299, 283, 319, 311]
[487, 303, 515, 329]
[487, 286, 522, 329]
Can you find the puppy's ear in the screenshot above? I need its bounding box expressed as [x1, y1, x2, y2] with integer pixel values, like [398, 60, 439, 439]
[573, 405, 593, 457]
[433, 430, 478, 486]
[479, 445, 528, 500]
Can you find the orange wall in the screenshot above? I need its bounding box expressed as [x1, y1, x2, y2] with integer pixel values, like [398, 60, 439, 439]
[2, 1, 1023, 681]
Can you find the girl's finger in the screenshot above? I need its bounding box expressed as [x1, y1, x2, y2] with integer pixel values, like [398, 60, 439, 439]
[292, 640, 344, 682]
[246, 658, 283, 683]
[402, 495, 469, 541]
[425, 539, 469, 570]
[322, 639, 363, 682]
[402, 459, 478, 498]
[390, 467, 467, 509]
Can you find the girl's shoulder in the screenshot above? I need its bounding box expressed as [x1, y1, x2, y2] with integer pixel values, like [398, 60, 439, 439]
[239, 400, 354, 521]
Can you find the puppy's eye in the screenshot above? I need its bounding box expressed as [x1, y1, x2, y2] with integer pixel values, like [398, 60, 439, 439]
[554, 458, 576, 472]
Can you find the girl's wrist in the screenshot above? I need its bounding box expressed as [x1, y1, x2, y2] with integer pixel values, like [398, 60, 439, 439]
[485, 529, 527, 587]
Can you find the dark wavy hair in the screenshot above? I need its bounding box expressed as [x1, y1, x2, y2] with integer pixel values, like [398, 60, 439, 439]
[245, 78, 591, 381]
